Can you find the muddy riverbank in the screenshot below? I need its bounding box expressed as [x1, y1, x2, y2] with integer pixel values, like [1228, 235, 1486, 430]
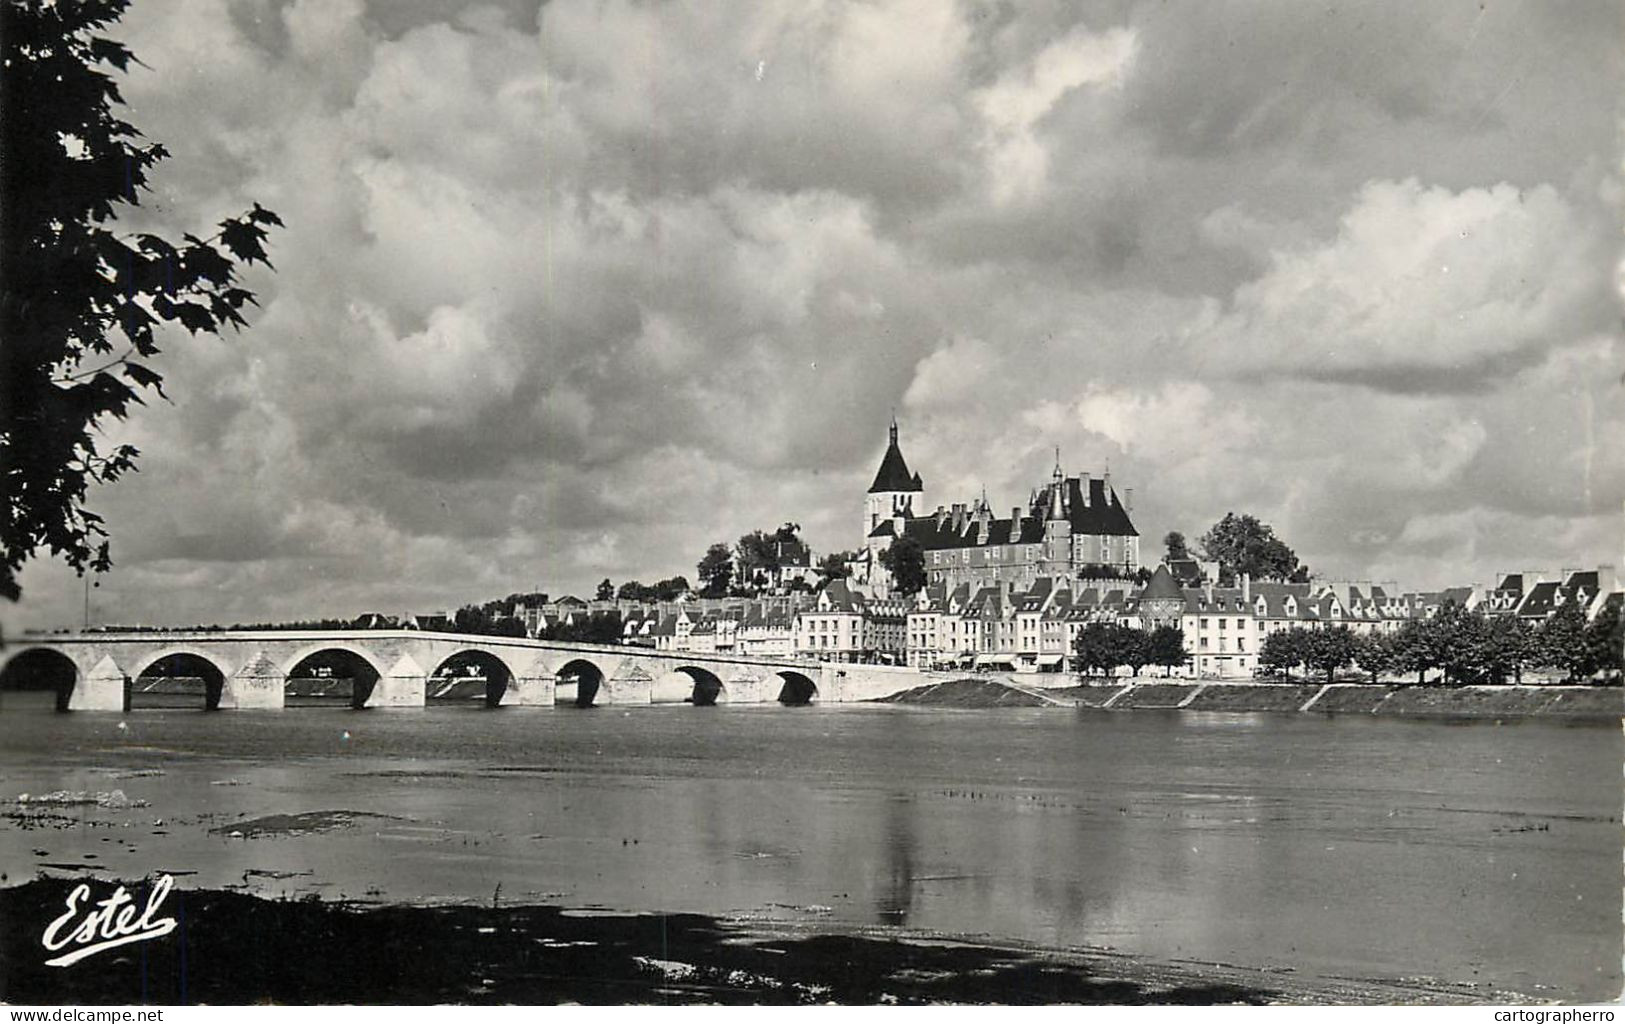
[0, 876, 1508, 1005]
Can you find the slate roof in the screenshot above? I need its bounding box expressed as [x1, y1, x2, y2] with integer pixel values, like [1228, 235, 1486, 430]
[1439, 587, 1474, 608]
[1517, 581, 1560, 618]
[869, 424, 922, 493]
[1048, 476, 1139, 537]
[1596, 591, 1623, 619]
[1248, 581, 1313, 619]
[818, 578, 866, 612]
[875, 474, 1140, 556]
[1139, 564, 1184, 601]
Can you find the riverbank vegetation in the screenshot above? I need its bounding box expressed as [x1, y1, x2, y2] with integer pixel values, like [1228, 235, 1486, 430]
[1258, 600, 1622, 686]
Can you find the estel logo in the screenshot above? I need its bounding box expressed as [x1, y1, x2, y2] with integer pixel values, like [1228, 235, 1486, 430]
[41, 875, 178, 967]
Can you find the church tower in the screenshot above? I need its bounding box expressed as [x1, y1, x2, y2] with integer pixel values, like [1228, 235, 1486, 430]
[864, 419, 924, 544]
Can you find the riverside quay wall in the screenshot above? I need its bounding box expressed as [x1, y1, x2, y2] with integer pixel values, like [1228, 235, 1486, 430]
[970, 678, 1621, 718]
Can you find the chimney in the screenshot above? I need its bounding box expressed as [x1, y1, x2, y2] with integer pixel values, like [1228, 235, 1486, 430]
[1012, 507, 1023, 535]
[1241, 573, 1251, 602]
[1079, 473, 1092, 507]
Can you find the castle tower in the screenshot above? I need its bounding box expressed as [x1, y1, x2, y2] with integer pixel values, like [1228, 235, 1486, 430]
[864, 418, 923, 544]
[1041, 450, 1071, 577]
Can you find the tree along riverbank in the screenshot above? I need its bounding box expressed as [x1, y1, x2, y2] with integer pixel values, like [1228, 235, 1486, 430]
[877, 677, 1622, 718]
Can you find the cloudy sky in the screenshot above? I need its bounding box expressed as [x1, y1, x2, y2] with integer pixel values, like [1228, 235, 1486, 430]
[8, 0, 1623, 629]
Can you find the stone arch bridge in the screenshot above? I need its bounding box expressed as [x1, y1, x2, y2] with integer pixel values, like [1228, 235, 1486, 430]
[0, 630, 934, 711]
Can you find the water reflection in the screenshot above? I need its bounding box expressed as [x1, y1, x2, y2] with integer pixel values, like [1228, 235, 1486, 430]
[876, 792, 916, 926]
[0, 703, 1617, 1001]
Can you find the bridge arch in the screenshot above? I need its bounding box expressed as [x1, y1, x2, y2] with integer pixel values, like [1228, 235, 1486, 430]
[0, 647, 78, 711]
[280, 642, 389, 682]
[128, 649, 229, 710]
[284, 645, 387, 707]
[427, 648, 521, 707]
[774, 669, 819, 705]
[672, 665, 726, 706]
[555, 657, 607, 708]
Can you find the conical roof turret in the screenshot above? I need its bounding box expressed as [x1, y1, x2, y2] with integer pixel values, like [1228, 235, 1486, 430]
[1140, 563, 1183, 601]
[868, 419, 923, 493]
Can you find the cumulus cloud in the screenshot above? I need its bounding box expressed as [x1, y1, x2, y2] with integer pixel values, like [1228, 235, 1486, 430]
[975, 25, 1136, 204]
[5, 0, 1620, 629]
[1187, 179, 1611, 386]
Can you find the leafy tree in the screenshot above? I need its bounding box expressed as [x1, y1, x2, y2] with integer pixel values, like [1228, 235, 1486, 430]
[1259, 628, 1306, 678]
[879, 536, 927, 596]
[1354, 632, 1396, 684]
[1389, 619, 1434, 685]
[1303, 626, 1359, 684]
[1148, 625, 1188, 677]
[1584, 602, 1623, 683]
[1119, 626, 1151, 677]
[1, 0, 282, 601]
[651, 576, 691, 602]
[1537, 601, 1592, 681]
[595, 578, 614, 601]
[1164, 531, 1189, 562]
[1073, 622, 1123, 678]
[452, 604, 494, 634]
[541, 610, 623, 645]
[697, 543, 733, 597]
[1198, 513, 1300, 585]
[488, 591, 547, 618]
[617, 580, 649, 601]
[773, 522, 802, 542]
[817, 551, 852, 582]
[1480, 614, 1534, 685]
[1434, 602, 1490, 685]
[489, 616, 527, 638]
[734, 530, 779, 590]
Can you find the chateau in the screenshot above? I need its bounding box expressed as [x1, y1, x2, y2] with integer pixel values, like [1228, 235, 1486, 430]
[483, 423, 1618, 674]
[860, 421, 1141, 592]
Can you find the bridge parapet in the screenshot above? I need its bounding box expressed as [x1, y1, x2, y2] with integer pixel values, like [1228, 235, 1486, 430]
[1, 630, 927, 710]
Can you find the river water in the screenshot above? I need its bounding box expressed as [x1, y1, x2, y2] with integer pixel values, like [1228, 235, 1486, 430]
[0, 697, 1618, 1002]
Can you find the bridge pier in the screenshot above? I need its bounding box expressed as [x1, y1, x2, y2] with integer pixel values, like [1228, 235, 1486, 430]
[497, 674, 555, 707]
[68, 656, 129, 712]
[365, 655, 426, 708]
[601, 663, 653, 705]
[725, 672, 767, 704]
[219, 652, 285, 710]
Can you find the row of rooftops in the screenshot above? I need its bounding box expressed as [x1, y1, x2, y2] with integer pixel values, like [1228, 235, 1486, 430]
[904, 563, 1621, 626]
[388, 565, 1616, 641]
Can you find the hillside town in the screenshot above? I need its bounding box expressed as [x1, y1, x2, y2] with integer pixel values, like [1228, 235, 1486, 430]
[360, 423, 1620, 683]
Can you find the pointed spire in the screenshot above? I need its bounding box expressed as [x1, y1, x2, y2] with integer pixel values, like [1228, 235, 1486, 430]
[868, 418, 921, 493]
